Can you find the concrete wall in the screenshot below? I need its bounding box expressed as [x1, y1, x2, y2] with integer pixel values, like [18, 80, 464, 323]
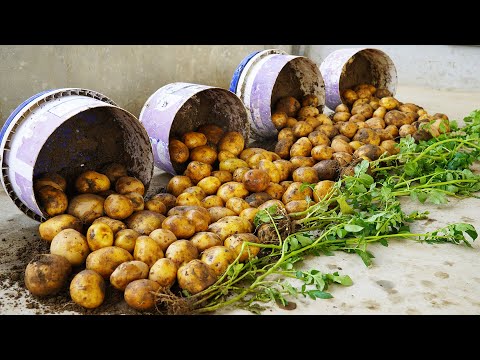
[0, 45, 291, 126]
[304, 45, 480, 92]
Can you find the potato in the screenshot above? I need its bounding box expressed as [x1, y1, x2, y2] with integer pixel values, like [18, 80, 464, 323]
[239, 208, 259, 223]
[74, 170, 111, 194]
[265, 182, 285, 200]
[290, 156, 316, 169]
[292, 167, 319, 184]
[241, 169, 269, 193]
[230, 168, 248, 184]
[125, 210, 165, 235]
[101, 163, 128, 183]
[175, 192, 201, 207]
[184, 161, 212, 184]
[186, 209, 210, 232]
[151, 193, 177, 211]
[332, 152, 353, 167]
[301, 94, 319, 107]
[115, 176, 145, 196]
[161, 215, 196, 239]
[271, 111, 288, 130]
[244, 192, 272, 208]
[93, 216, 126, 235]
[169, 139, 190, 164]
[273, 160, 294, 182]
[257, 199, 285, 212]
[149, 228, 177, 253]
[218, 159, 248, 175]
[311, 145, 333, 161]
[280, 180, 293, 192]
[274, 139, 293, 159]
[332, 134, 351, 143]
[124, 279, 160, 311]
[149, 258, 178, 288]
[275, 96, 301, 117]
[356, 122, 368, 130]
[145, 198, 168, 215]
[290, 137, 313, 158]
[313, 159, 340, 181]
[418, 114, 432, 122]
[211, 170, 233, 184]
[24, 254, 72, 297]
[165, 239, 199, 267]
[282, 182, 313, 204]
[356, 88, 372, 100]
[292, 121, 313, 138]
[181, 186, 206, 202]
[277, 128, 296, 142]
[114, 229, 139, 253]
[133, 236, 164, 268]
[370, 99, 380, 110]
[417, 109, 428, 117]
[305, 116, 323, 129]
[217, 150, 236, 162]
[225, 197, 250, 215]
[50, 229, 89, 266]
[38, 214, 83, 242]
[255, 159, 279, 184]
[335, 104, 350, 113]
[34, 178, 64, 192]
[347, 114, 364, 124]
[399, 124, 417, 137]
[333, 112, 351, 123]
[36, 172, 67, 192]
[70, 270, 105, 309]
[177, 259, 217, 295]
[166, 176, 193, 197]
[182, 132, 207, 149]
[208, 216, 253, 241]
[375, 88, 392, 98]
[189, 232, 222, 253]
[316, 124, 338, 139]
[342, 89, 358, 105]
[286, 117, 298, 128]
[201, 246, 236, 277]
[349, 141, 364, 151]
[238, 148, 265, 161]
[244, 153, 266, 168]
[217, 181, 249, 202]
[224, 233, 261, 262]
[285, 200, 309, 214]
[197, 124, 224, 145]
[351, 104, 374, 119]
[103, 194, 134, 220]
[353, 128, 381, 146]
[313, 180, 336, 202]
[331, 138, 354, 154]
[188, 145, 218, 165]
[379, 97, 400, 110]
[36, 185, 68, 217]
[308, 131, 330, 147]
[86, 222, 114, 251]
[110, 260, 149, 291]
[201, 195, 224, 208]
[339, 121, 358, 138]
[365, 117, 386, 130]
[218, 131, 245, 156]
[354, 144, 383, 161]
[167, 205, 210, 219]
[207, 207, 237, 222]
[352, 98, 370, 108]
[380, 140, 400, 155]
[86, 246, 133, 278]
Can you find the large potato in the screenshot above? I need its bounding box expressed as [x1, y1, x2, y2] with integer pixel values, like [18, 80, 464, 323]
[104, 194, 134, 220]
[190, 232, 223, 252]
[190, 145, 217, 165]
[114, 229, 139, 253]
[197, 124, 224, 145]
[282, 182, 313, 204]
[177, 259, 217, 295]
[218, 131, 245, 156]
[124, 192, 145, 212]
[37, 185, 68, 217]
[201, 246, 236, 277]
[149, 258, 178, 288]
[124, 279, 160, 311]
[115, 176, 145, 196]
[24, 254, 72, 297]
[224, 233, 261, 262]
[149, 229, 177, 252]
[110, 260, 149, 291]
[197, 176, 222, 196]
[217, 181, 249, 202]
[151, 193, 177, 211]
[169, 139, 190, 164]
[165, 240, 199, 267]
[50, 229, 90, 266]
[351, 104, 374, 119]
[162, 215, 196, 239]
[86, 246, 134, 278]
[184, 161, 212, 184]
[86, 222, 114, 251]
[38, 214, 83, 242]
[384, 110, 413, 127]
[166, 175, 194, 197]
[75, 170, 111, 194]
[92, 216, 126, 234]
[125, 210, 166, 235]
[70, 270, 105, 309]
[134, 236, 165, 268]
[201, 195, 224, 208]
[102, 163, 128, 183]
[67, 194, 104, 224]
[208, 206, 237, 222]
[208, 216, 253, 241]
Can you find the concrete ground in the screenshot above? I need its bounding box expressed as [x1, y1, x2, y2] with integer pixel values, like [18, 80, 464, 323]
[1, 85, 479, 315]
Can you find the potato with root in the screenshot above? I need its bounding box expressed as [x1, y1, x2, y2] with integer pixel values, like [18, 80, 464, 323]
[169, 139, 190, 164]
[126, 210, 165, 235]
[149, 258, 178, 288]
[114, 229, 140, 253]
[201, 246, 236, 277]
[224, 233, 261, 262]
[70, 270, 106, 309]
[165, 240, 199, 267]
[36, 185, 68, 217]
[110, 260, 149, 291]
[124, 279, 160, 311]
[86, 246, 133, 278]
[134, 236, 165, 268]
[93, 217, 126, 234]
[25, 254, 72, 297]
[75, 170, 111, 194]
[177, 259, 217, 295]
[38, 214, 83, 242]
[50, 229, 90, 266]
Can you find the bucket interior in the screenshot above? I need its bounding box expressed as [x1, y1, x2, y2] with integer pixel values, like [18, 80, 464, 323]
[169, 88, 249, 174]
[339, 49, 397, 101]
[33, 106, 153, 202]
[271, 57, 325, 114]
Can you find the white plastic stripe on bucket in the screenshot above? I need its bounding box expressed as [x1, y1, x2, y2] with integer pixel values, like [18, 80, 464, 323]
[320, 48, 398, 111]
[231, 49, 325, 140]
[139, 82, 250, 175]
[0, 88, 154, 222]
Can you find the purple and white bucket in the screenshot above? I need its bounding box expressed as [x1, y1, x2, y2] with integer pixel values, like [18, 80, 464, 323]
[139, 82, 249, 175]
[230, 49, 325, 140]
[0, 88, 154, 222]
[320, 48, 398, 111]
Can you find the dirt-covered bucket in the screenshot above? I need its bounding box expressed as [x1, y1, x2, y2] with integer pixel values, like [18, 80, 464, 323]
[0, 88, 154, 222]
[320, 47, 398, 111]
[139, 82, 250, 175]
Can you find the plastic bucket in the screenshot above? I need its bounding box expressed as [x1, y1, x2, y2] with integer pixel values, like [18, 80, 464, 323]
[320, 48, 398, 111]
[230, 49, 325, 140]
[0, 88, 154, 222]
[139, 82, 250, 175]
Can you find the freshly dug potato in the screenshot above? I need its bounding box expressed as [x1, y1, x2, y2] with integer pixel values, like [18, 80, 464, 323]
[35, 172, 67, 192]
[301, 94, 319, 107]
[335, 104, 350, 113]
[373, 106, 387, 119]
[169, 139, 190, 164]
[365, 117, 386, 130]
[217, 181, 249, 202]
[245, 153, 268, 168]
[257, 199, 286, 212]
[175, 192, 201, 207]
[370, 98, 380, 110]
[184, 161, 212, 184]
[167, 205, 210, 219]
[165, 239, 199, 267]
[271, 111, 288, 130]
[280, 181, 294, 192]
[149, 228, 177, 252]
[379, 97, 400, 110]
[239, 148, 266, 161]
[384, 110, 413, 127]
[70, 270, 105, 309]
[211, 170, 233, 184]
[332, 152, 353, 167]
[86, 246, 133, 278]
[75, 170, 111, 194]
[353, 128, 381, 146]
[217, 150, 236, 162]
[189, 145, 217, 165]
[274, 160, 294, 182]
[110, 260, 149, 291]
[162, 215, 196, 239]
[305, 116, 323, 129]
[380, 140, 400, 155]
[333, 112, 351, 123]
[432, 113, 449, 121]
[265, 182, 285, 200]
[218, 131, 245, 156]
[50, 229, 89, 266]
[356, 87, 372, 100]
[34, 178, 64, 192]
[285, 200, 309, 214]
[201, 195, 224, 208]
[275, 96, 301, 117]
[339, 122, 358, 138]
[399, 103, 421, 114]
[349, 141, 364, 151]
[125, 210, 166, 235]
[417, 109, 428, 117]
[226, 197, 250, 215]
[351, 104, 374, 119]
[313, 159, 340, 181]
[290, 137, 313, 158]
[375, 88, 392, 98]
[151, 193, 177, 211]
[93, 216, 126, 234]
[274, 139, 293, 159]
[311, 145, 333, 161]
[399, 124, 417, 137]
[114, 229, 139, 253]
[196, 176, 222, 196]
[201, 246, 236, 277]
[124, 279, 160, 311]
[39, 214, 83, 242]
[185, 209, 210, 232]
[149, 258, 178, 288]
[352, 98, 371, 108]
[282, 182, 313, 204]
[177, 259, 217, 294]
[256, 160, 280, 183]
[244, 192, 272, 208]
[224, 233, 261, 262]
[102, 163, 128, 183]
[277, 128, 296, 142]
[241, 169, 269, 193]
[124, 192, 145, 212]
[354, 144, 383, 161]
[145, 198, 168, 215]
[384, 125, 399, 138]
[208, 216, 253, 241]
[207, 206, 237, 222]
[290, 156, 316, 169]
[292, 121, 314, 137]
[240, 207, 259, 223]
[25, 254, 72, 297]
[219, 158, 248, 174]
[115, 176, 145, 196]
[331, 138, 354, 154]
[182, 186, 206, 202]
[190, 232, 223, 252]
[292, 167, 319, 184]
[342, 89, 358, 105]
[37, 185, 68, 217]
[197, 124, 224, 145]
[134, 236, 164, 268]
[182, 132, 207, 149]
[313, 180, 336, 202]
[308, 131, 330, 147]
[232, 167, 249, 183]
[316, 124, 338, 139]
[332, 134, 351, 143]
[104, 194, 134, 220]
[86, 222, 114, 251]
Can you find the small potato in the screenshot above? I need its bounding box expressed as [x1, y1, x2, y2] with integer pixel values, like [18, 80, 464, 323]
[162, 215, 196, 239]
[290, 156, 316, 169]
[316, 124, 338, 139]
[87, 222, 114, 251]
[104, 194, 134, 220]
[124, 192, 145, 212]
[101, 163, 128, 183]
[217, 150, 237, 162]
[149, 258, 178, 288]
[384, 110, 413, 127]
[175, 192, 201, 207]
[305, 116, 323, 129]
[115, 176, 145, 196]
[274, 139, 294, 159]
[226, 197, 251, 215]
[349, 114, 366, 123]
[339, 121, 358, 138]
[351, 104, 374, 119]
[50, 229, 90, 266]
[352, 98, 370, 108]
[125, 210, 166, 235]
[292, 167, 319, 184]
[218, 131, 245, 156]
[301, 94, 319, 107]
[185, 209, 210, 232]
[354, 144, 383, 161]
[349, 141, 364, 151]
[201, 195, 224, 208]
[385, 125, 399, 138]
[308, 131, 330, 147]
[313, 160, 340, 181]
[379, 97, 400, 110]
[333, 112, 351, 123]
[145, 198, 168, 215]
[353, 128, 381, 146]
[292, 121, 314, 137]
[375, 88, 392, 98]
[190, 232, 223, 252]
[197, 176, 222, 196]
[149, 228, 177, 252]
[124, 279, 160, 311]
[342, 89, 358, 105]
[208, 216, 253, 241]
[285, 200, 309, 214]
[335, 104, 350, 113]
[331, 138, 354, 154]
[258, 159, 281, 183]
[165, 240, 199, 267]
[257, 199, 286, 212]
[265, 182, 285, 200]
[290, 137, 313, 158]
[332, 152, 353, 167]
[114, 229, 140, 253]
[282, 182, 313, 204]
[110, 260, 149, 291]
[197, 124, 224, 145]
[224, 233, 261, 262]
[242, 169, 270, 193]
[169, 139, 190, 164]
[211, 170, 233, 184]
[240, 208, 259, 223]
[70, 270, 105, 309]
[271, 111, 288, 130]
[399, 124, 417, 137]
[373, 106, 387, 119]
[182, 132, 207, 149]
[365, 117, 386, 130]
[277, 128, 296, 142]
[25, 254, 72, 297]
[86, 246, 134, 278]
[38, 214, 83, 242]
[75, 170, 111, 194]
[297, 106, 319, 118]
[217, 181, 249, 202]
[37, 185, 68, 217]
[380, 140, 400, 155]
[184, 161, 212, 184]
[189, 145, 217, 165]
[177, 259, 217, 295]
[201, 246, 236, 277]
[245, 192, 273, 208]
[207, 207, 237, 222]
[273, 160, 294, 182]
[134, 236, 164, 268]
[313, 180, 336, 202]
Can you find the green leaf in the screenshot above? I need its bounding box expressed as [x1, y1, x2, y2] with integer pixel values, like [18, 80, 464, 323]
[296, 234, 313, 247]
[355, 249, 373, 267]
[404, 162, 419, 176]
[344, 224, 364, 232]
[454, 223, 478, 241]
[307, 290, 333, 299]
[337, 196, 354, 215]
[337, 228, 347, 238]
[427, 190, 448, 205]
[379, 238, 389, 247]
